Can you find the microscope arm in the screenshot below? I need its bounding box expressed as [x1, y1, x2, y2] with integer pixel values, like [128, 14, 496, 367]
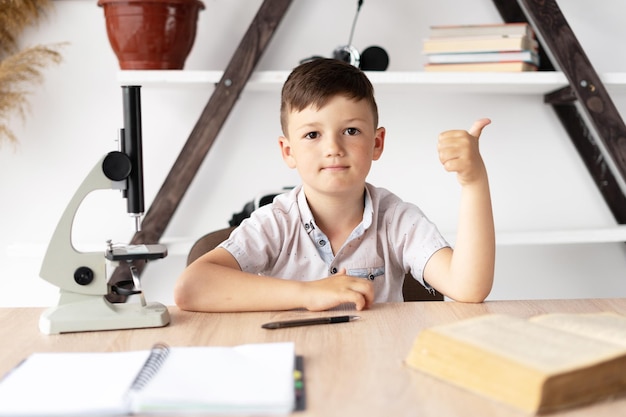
[38, 154, 170, 335]
[39, 156, 115, 295]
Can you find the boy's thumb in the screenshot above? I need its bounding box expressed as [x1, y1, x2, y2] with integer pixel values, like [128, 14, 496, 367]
[469, 118, 491, 139]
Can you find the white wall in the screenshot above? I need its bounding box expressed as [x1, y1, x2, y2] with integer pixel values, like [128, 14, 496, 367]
[1, 0, 625, 307]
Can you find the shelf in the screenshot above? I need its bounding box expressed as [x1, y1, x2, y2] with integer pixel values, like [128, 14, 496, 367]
[364, 71, 568, 94]
[151, 226, 626, 256]
[495, 226, 626, 246]
[118, 70, 575, 94]
[118, 70, 626, 95]
[9, 226, 625, 260]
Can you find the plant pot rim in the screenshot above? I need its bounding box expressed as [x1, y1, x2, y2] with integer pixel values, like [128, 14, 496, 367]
[98, 0, 204, 8]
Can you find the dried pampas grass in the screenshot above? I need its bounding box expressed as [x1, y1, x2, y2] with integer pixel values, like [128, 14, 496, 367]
[0, 0, 63, 145]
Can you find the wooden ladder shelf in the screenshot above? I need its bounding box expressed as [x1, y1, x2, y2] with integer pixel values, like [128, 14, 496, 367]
[111, 0, 626, 294]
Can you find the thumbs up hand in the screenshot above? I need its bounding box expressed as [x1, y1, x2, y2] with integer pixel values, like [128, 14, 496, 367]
[438, 118, 491, 186]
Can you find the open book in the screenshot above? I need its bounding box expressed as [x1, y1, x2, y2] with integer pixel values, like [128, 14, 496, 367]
[0, 342, 298, 416]
[405, 312, 626, 414]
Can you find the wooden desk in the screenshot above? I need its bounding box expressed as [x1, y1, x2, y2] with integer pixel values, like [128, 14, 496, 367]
[2, 299, 626, 416]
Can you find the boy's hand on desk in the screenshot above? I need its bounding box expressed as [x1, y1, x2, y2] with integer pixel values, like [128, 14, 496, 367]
[438, 118, 491, 186]
[302, 269, 374, 312]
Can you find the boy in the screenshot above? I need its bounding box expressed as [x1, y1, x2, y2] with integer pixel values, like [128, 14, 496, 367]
[174, 58, 495, 312]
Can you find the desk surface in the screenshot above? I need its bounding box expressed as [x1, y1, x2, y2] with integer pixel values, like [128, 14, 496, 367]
[2, 298, 626, 417]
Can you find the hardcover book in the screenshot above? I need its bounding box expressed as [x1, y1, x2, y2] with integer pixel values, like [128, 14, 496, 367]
[424, 61, 537, 72]
[428, 22, 535, 39]
[426, 50, 539, 66]
[422, 35, 538, 54]
[405, 313, 626, 414]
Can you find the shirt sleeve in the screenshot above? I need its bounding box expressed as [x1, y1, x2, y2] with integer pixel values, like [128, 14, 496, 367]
[387, 200, 450, 285]
[219, 207, 281, 273]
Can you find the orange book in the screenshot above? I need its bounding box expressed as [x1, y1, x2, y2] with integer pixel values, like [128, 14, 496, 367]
[422, 35, 538, 54]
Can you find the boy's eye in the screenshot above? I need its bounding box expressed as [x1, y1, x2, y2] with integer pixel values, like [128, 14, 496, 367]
[305, 132, 319, 139]
[345, 127, 360, 136]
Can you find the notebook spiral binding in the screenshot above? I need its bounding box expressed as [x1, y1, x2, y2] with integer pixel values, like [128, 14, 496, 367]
[129, 343, 170, 392]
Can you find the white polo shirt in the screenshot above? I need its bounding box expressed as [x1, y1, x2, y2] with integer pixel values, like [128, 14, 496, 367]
[220, 183, 449, 302]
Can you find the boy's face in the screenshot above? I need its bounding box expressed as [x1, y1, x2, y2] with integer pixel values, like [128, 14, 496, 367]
[279, 95, 385, 198]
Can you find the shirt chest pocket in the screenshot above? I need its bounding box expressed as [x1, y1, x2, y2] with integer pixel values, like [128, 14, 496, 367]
[347, 266, 385, 281]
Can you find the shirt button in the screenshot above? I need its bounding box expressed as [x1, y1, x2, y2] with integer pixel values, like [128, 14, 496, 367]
[304, 223, 310, 230]
[318, 239, 326, 247]
[368, 274, 375, 280]
[331, 267, 337, 274]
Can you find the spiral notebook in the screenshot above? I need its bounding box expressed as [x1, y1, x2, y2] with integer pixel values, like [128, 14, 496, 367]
[0, 342, 298, 416]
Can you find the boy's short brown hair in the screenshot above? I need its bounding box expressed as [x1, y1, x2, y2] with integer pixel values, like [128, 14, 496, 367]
[280, 58, 378, 134]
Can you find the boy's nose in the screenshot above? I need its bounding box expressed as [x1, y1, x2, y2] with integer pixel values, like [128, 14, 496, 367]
[325, 134, 344, 156]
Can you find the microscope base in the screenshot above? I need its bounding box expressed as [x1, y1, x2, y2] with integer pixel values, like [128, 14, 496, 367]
[39, 291, 170, 334]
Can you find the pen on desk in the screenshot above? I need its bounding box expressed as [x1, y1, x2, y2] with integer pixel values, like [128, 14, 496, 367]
[262, 315, 360, 329]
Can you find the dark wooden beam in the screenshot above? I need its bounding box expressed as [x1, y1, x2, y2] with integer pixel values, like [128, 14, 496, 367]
[493, 0, 626, 223]
[550, 103, 626, 223]
[518, 0, 626, 222]
[108, 0, 293, 299]
[543, 85, 576, 105]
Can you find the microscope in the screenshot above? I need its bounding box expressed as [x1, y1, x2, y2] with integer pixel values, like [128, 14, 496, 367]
[39, 86, 170, 334]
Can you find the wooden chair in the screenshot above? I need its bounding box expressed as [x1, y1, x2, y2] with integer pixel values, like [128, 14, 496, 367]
[187, 227, 443, 302]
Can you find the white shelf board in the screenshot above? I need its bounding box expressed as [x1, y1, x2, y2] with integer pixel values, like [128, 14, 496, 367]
[599, 72, 626, 93]
[496, 225, 626, 246]
[116, 70, 287, 89]
[117, 70, 626, 95]
[117, 70, 222, 89]
[365, 71, 568, 94]
[155, 226, 626, 256]
[118, 70, 573, 94]
[11, 226, 626, 259]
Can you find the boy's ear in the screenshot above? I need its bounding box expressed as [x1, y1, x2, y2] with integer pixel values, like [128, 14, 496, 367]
[278, 136, 297, 168]
[372, 127, 385, 161]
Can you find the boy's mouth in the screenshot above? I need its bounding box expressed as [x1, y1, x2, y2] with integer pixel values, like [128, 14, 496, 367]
[322, 165, 349, 171]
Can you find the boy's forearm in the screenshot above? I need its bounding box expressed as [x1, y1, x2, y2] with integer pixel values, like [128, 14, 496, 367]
[174, 263, 306, 312]
[449, 175, 495, 302]
[175, 262, 374, 312]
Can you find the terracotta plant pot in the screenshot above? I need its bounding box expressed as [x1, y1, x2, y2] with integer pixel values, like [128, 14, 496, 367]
[98, 0, 205, 70]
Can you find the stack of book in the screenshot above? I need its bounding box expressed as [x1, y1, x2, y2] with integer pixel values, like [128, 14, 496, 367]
[422, 23, 539, 72]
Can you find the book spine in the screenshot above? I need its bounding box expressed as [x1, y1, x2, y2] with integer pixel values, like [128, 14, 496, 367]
[429, 23, 533, 38]
[128, 343, 170, 392]
[423, 62, 537, 72]
[422, 36, 537, 54]
[426, 51, 539, 65]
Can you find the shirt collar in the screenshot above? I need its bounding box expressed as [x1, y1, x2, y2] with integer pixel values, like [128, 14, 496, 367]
[296, 185, 374, 233]
[297, 187, 316, 234]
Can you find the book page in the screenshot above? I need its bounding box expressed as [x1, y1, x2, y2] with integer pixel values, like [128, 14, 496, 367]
[0, 350, 149, 416]
[432, 314, 626, 374]
[530, 312, 626, 347]
[132, 342, 295, 414]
